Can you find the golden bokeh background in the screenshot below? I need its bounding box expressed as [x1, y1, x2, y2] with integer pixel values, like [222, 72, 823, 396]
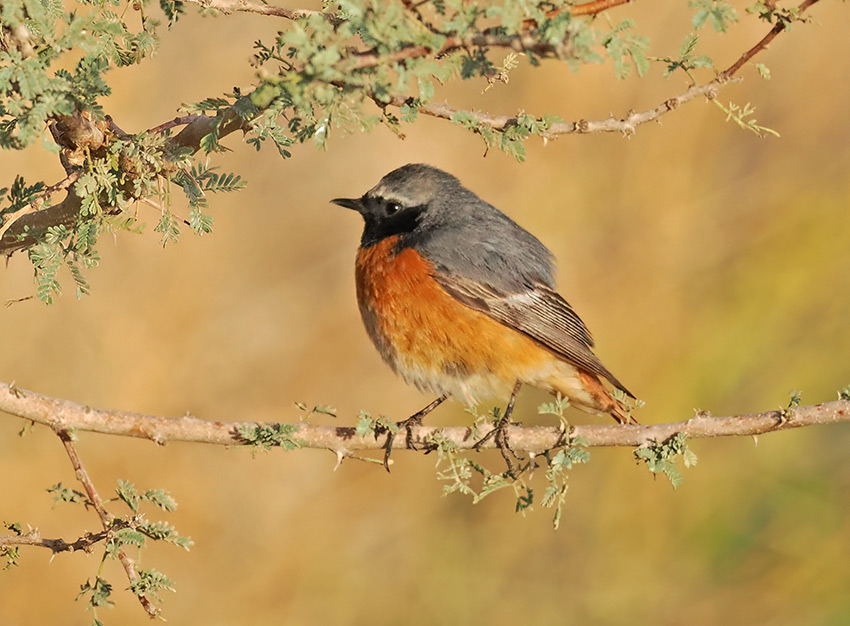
[2, 3, 850, 625]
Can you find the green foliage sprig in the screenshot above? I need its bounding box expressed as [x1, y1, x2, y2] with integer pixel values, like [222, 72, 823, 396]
[235, 422, 304, 451]
[634, 432, 698, 489]
[41, 477, 191, 626]
[430, 398, 595, 530]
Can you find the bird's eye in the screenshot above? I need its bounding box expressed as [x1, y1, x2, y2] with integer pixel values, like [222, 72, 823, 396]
[385, 202, 402, 216]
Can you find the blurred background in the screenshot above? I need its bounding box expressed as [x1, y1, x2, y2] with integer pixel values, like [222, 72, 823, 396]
[2, 2, 850, 625]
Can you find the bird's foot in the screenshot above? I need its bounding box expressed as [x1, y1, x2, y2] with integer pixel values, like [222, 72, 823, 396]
[382, 394, 448, 472]
[472, 381, 523, 477]
[474, 416, 522, 477]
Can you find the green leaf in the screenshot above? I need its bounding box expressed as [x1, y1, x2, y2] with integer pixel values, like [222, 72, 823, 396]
[77, 577, 114, 609]
[538, 394, 571, 418]
[130, 568, 175, 601]
[355, 413, 375, 437]
[47, 482, 88, 505]
[788, 389, 803, 409]
[188, 207, 214, 235]
[141, 489, 178, 512]
[154, 212, 181, 247]
[138, 520, 193, 550]
[634, 432, 695, 489]
[690, 0, 739, 32]
[116, 479, 139, 513]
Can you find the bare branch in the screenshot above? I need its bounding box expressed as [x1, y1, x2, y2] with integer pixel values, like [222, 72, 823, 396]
[57, 433, 113, 526]
[2, 382, 848, 455]
[145, 115, 206, 135]
[0, 528, 109, 554]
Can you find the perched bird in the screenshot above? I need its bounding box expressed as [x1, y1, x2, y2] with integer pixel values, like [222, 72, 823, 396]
[333, 164, 635, 426]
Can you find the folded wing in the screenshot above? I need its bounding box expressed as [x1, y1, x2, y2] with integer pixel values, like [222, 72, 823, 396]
[433, 273, 634, 398]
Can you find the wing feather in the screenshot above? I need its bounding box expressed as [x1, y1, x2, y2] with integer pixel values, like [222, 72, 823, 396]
[433, 273, 634, 397]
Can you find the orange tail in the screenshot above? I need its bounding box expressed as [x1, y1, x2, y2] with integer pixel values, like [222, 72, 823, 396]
[575, 370, 638, 425]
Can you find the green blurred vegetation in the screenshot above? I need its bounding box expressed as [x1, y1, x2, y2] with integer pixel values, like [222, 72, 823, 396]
[2, 2, 850, 625]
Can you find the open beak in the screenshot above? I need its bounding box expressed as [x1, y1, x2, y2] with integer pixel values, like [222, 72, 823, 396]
[331, 197, 364, 212]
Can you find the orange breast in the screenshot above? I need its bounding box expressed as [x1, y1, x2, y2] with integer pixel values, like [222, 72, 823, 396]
[355, 237, 557, 402]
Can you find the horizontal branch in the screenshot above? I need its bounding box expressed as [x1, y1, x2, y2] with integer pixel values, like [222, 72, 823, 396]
[1, 382, 847, 455]
[0, 528, 108, 554]
[379, 77, 730, 139]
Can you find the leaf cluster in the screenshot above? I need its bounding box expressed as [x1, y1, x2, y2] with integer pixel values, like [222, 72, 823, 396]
[634, 432, 698, 489]
[690, 0, 739, 33]
[652, 33, 714, 81]
[355, 410, 399, 437]
[746, 1, 809, 28]
[428, 399, 592, 529]
[235, 422, 304, 452]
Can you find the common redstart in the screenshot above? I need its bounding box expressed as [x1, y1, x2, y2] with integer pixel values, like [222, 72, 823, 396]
[333, 164, 635, 425]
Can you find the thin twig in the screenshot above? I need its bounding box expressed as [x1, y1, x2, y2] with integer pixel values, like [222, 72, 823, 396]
[145, 115, 205, 135]
[3, 382, 847, 454]
[56, 431, 160, 619]
[723, 0, 821, 78]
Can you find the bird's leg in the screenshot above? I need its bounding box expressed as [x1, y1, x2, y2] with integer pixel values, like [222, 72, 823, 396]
[474, 381, 523, 475]
[383, 394, 448, 472]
